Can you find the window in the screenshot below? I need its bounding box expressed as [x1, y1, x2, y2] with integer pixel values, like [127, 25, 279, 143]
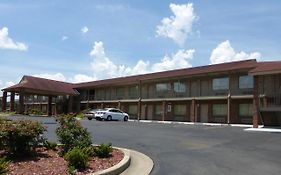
[116, 87, 125, 97]
[174, 82, 186, 93]
[58, 96, 64, 100]
[155, 105, 163, 115]
[109, 109, 121, 113]
[174, 105, 186, 115]
[212, 104, 227, 116]
[212, 77, 229, 90]
[239, 75, 253, 89]
[129, 86, 138, 97]
[128, 105, 138, 114]
[96, 89, 105, 100]
[156, 83, 171, 92]
[239, 104, 253, 116]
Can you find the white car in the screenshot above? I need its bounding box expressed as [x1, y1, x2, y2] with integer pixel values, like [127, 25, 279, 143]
[95, 108, 129, 121]
[84, 109, 103, 120]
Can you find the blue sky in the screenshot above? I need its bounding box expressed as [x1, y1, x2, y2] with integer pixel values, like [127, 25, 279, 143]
[0, 0, 281, 88]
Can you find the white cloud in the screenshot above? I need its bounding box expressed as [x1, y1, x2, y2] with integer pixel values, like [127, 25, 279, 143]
[0, 27, 28, 51]
[0, 80, 15, 90]
[61, 36, 68, 41]
[152, 49, 194, 72]
[70, 74, 96, 83]
[33, 73, 66, 82]
[156, 3, 197, 46]
[81, 26, 89, 34]
[90, 41, 121, 79]
[90, 41, 194, 79]
[31, 73, 96, 83]
[5, 81, 15, 87]
[210, 40, 261, 64]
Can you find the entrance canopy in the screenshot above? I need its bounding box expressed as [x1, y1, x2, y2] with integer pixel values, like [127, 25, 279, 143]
[1, 76, 79, 115]
[2, 75, 79, 96]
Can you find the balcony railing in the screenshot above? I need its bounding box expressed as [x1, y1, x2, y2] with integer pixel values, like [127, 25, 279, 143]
[266, 93, 281, 107]
[78, 88, 256, 101]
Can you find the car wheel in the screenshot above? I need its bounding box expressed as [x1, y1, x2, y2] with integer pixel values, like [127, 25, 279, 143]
[88, 117, 92, 120]
[124, 116, 128, 121]
[107, 115, 112, 121]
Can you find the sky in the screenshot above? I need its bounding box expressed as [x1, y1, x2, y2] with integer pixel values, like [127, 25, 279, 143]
[0, 0, 281, 89]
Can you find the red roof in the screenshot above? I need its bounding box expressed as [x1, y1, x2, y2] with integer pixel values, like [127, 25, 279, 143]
[75, 59, 257, 88]
[3, 76, 79, 96]
[6, 59, 278, 93]
[249, 61, 281, 75]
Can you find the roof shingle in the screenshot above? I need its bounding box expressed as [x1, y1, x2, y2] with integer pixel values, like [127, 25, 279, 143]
[74, 59, 257, 88]
[3, 76, 79, 95]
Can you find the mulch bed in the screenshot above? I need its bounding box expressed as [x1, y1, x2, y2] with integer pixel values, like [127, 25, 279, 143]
[1, 147, 124, 175]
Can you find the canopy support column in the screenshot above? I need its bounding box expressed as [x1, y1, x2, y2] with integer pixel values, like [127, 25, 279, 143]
[19, 92, 24, 114]
[10, 92, 15, 112]
[1, 91, 7, 112]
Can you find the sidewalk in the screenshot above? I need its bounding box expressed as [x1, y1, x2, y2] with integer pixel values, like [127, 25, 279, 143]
[121, 149, 154, 175]
[129, 119, 255, 128]
[244, 127, 281, 133]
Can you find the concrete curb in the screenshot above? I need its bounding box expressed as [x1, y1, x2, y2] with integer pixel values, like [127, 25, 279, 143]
[120, 149, 154, 175]
[89, 147, 131, 175]
[244, 127, 281, 133]
[129, 119, 259, 128]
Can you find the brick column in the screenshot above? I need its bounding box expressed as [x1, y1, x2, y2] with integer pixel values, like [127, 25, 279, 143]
[162, 101, 166, 121]
[190, 99, 196, 122]
[101, 102, 104, 109]
[48, 96, 52, 116]
[227, 93, 231, 124]
[19, 92, 24, 114]
[10, 92, 15, 112]
[253, 76, 260, 128]
[137, 99, 141, 120]
[1, 91, 7, 111]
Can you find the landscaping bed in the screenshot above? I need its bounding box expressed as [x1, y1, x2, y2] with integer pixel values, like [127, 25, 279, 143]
[1, 147, 124, 175]
[0, 115, 124, 175]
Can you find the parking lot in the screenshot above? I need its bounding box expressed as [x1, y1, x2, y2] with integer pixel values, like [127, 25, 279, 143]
[4, 115, 281, 175]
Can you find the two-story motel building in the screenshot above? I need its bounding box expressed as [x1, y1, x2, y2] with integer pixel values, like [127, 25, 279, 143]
[1, 59, 281, 127]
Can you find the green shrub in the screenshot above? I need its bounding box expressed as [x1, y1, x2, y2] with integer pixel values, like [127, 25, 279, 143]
[75, 112, 84, 119]
[27, 108, 45, 116]
[94, 143, 113, 158]
[68, 165, 76, 175]
[0, 111, 16, 115]
[43, 140, 57, 150]
[82, 146, 96, 157]
[64, 147, 89, 170]
[0, 117, 11, 124]
[0, 119, 46, 155]
[56, 114, 92, 154]
[0, 156, 11, 174]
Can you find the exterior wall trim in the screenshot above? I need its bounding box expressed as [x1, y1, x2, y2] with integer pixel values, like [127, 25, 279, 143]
[80, 95, 254, 104]
[231, 95, 253, 99]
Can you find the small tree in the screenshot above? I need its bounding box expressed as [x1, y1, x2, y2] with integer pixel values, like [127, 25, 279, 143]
[56, 114, 92, 155]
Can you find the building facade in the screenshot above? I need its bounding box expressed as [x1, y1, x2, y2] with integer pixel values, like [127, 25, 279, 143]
[2, 59, 281, 127]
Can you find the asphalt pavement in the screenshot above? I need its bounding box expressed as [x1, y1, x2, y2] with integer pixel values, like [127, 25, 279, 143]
[3, 115, 281, 175]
